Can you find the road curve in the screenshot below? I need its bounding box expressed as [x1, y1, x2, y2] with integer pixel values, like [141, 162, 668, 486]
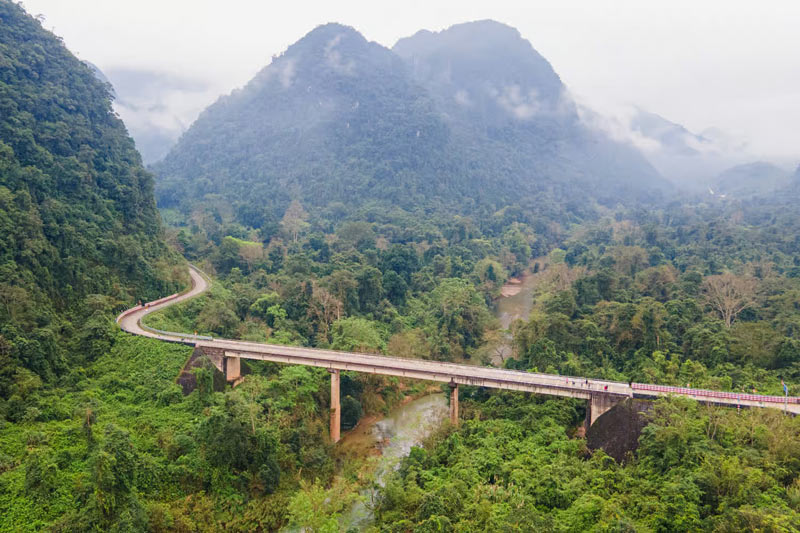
[117, 265, 210, 342]
[116, 266, 800, 414]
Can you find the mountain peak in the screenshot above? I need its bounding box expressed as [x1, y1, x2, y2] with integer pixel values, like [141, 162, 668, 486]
[393, 20, 565, 118]
[297, 22, 366, 47]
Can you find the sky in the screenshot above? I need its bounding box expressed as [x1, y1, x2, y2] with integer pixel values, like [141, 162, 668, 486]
[21, 0, 800, 163]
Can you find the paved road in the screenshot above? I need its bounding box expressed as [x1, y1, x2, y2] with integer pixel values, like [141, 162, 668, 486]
[117, 265, 209, 342]
[117, 266, 800, 414]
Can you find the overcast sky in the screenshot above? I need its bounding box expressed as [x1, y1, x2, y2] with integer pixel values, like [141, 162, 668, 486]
[22, 0, 800, 162]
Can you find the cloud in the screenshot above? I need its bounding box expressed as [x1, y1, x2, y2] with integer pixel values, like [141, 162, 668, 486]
[104, 68, 217, 163]
[454, 89, 472, 106]
[324, 34, 355, 75]
[279, 58, 296, 89]
[577, 105, 664, 153]
[491, 84, 542, 119]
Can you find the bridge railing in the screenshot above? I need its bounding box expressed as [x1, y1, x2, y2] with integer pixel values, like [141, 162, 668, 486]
[632, 383, 797, 404]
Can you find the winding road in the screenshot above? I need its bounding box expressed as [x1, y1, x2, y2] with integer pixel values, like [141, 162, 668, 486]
[116, 265, 800, 417]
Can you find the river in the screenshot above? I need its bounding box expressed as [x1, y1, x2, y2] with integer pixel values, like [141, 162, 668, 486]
[491, 272, 540, 363]
[334, 274, 537, 530]
[338, 393, 448, 530]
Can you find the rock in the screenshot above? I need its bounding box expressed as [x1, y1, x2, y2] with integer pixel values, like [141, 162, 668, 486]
[586, 398, 652, 463]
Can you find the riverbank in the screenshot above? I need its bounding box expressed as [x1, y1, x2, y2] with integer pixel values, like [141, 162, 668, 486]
[337, 393, 449, 530]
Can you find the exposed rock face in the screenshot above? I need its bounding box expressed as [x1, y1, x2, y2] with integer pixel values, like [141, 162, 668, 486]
[586, 398, 652, 463]
[176, 347, 229, 394]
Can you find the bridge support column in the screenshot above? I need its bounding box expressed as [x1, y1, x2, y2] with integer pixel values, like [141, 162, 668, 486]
[224, 355, 241, 382]
[330, 369, 341, 443]
[449, 381, 459, 426]
[587, 393, 621, 427]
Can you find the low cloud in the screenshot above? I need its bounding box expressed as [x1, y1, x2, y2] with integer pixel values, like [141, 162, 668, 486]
[453, 89, 472, 106]
[278, 58, 296, 89]
[490, 84, 542, 120]
[324, 34, 355, 75]
[104, 68, 217, 163]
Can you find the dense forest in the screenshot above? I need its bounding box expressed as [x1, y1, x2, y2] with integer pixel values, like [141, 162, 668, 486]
[2, 2, 800, 532]
[0, 2, 182, 398]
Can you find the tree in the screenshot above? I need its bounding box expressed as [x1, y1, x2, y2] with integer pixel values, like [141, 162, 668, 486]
[85, 425, 146, 530]
[280, 200, 310, 243]
[324, 270, 358, 316]
[357, 267, 384, 313]
[387, 329, 429, 359]
[341, 395, 363, 430]
[702, 273, 757, 327]
[288, 478, 358, 533]
[427, 278, 491, 360]
[331, 317, 384, 353]
[307, 284, 343, 339]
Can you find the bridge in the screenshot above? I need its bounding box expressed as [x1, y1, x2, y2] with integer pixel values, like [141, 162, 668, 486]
[117, 265, 800, 442]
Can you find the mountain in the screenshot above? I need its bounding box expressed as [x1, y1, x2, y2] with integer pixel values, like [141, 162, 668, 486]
[156, 23, 460, 222]
[391, 21, 667, 200]
[711, 161, 792, 198]
[584, 107, 755, 192]
[155, 21, 667, 229]
[629, 109, 712, 157]
[0, 2, 179, 387]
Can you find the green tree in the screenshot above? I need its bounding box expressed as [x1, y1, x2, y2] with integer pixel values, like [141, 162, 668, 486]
[331, 317, 384, 353]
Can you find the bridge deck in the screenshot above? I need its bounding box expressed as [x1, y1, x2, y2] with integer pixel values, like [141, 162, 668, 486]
[116, 266, 800, 414]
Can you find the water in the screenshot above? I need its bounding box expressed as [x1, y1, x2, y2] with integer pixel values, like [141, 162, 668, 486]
[306, 278, 536, 531]
[496, 273, 539, 330]
[339, 393, 448, 531]
[492, 273, 539, 363]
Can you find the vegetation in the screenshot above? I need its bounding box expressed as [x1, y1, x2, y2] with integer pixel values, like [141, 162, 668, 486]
[0, 1, 183, 395]
[374, 392, 800, 531]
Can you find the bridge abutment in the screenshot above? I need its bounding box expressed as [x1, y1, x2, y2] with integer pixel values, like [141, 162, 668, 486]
[330, 369, 341, 443]
[587, 393, 624, 427]
[449, 381, 459, 426]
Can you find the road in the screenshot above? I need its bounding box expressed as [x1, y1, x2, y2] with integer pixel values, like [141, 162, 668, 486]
[117, 265, 209, 341]
[116, 265, 800, 414]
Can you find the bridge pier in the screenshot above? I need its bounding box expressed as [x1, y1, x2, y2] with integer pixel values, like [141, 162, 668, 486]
[224, 355, 241, 382]
[330, 369, 341, 443]
[587, 393, 622, 427]
[449, 381, 459, 426]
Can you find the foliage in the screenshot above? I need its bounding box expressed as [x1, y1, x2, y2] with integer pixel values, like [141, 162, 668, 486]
[0, 1, 183, 392]
[374, 391, 800, 531]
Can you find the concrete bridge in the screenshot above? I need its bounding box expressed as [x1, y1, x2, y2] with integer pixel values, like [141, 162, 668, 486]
[117, 265, 800, 442]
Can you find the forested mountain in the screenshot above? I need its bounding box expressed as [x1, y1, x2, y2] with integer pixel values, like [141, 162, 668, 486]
[392, 21, 666, 203]
[0, 1, 180, 390]
[156, 23, 456, 223]
[155, 21, 668, 232]
[712, 161, 793, 198]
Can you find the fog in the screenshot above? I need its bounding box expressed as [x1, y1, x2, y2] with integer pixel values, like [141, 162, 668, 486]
[22, 0, 800, 164]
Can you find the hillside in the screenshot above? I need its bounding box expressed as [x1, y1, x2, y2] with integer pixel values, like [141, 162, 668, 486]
[711, 161, 792, 198]
[154, 21, 668, 232]
[155, 24, 457, 222]
[392, 21, 667, 203]
[0, 1, 180, 388]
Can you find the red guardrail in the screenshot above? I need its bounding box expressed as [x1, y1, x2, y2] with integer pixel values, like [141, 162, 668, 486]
[632, 383, 797, 404]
